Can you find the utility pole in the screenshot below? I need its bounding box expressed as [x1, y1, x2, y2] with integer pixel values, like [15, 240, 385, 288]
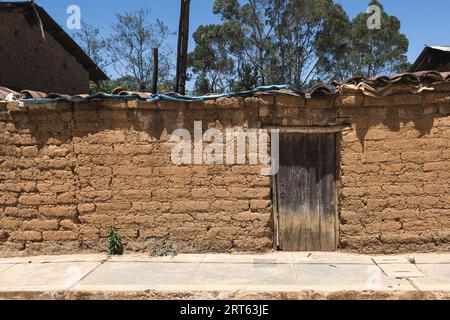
[175, 0, 191, 95]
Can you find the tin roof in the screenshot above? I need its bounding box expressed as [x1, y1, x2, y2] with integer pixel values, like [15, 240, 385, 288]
[0, 1, 108, 81]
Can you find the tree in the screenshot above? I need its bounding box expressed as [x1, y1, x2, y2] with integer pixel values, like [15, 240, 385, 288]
[271, 0, 357, 87]
[74, 21, 110, 92]
[189, 0, 410, 93]
[189, 0, 351, 91]
[345, 0, 410, 78]
[108, 9, 173, 91]
[188, 24, 236, 94]
[313, 4, 354, 83]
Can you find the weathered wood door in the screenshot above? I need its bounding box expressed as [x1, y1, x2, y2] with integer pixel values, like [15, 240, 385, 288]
[276, 133, 337, 251]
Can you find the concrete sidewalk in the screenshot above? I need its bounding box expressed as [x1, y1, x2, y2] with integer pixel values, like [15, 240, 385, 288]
[0, 252, 449, 300]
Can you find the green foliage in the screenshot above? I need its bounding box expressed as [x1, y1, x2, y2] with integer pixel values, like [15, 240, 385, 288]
[232, 63, 259, 92]
[314, 3, 354, 82]
[107, 227, 123, 255]
[75, 1, 411, 95]
[188, 24, 236, 94]
[189, 0, 411, 92]
[342, 0, 410, 78]
[192, 74, 211, 96]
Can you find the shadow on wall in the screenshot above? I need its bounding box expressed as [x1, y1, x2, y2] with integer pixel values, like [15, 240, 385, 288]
[350, 106, 437, 150]
[7, 103, 441, 153]
[8, 102, 262, 148]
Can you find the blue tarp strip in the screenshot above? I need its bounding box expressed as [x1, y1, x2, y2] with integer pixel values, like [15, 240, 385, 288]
[20, 84, 294, 104]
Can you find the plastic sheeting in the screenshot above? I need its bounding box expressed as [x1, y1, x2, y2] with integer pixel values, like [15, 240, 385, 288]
[19, 85, 295, 104]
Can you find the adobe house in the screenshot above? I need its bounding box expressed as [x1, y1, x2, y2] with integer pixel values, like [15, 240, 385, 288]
[411, 45, 450, 72]
[0, 2, 107, 95]
[0, 71, 449, 256]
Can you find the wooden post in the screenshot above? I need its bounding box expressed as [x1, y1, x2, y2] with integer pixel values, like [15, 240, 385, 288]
[180, 0, 190, 96]
[175, 0, 190, 95]
[175, 0, 184, 93]
[152, 47, 159, 94]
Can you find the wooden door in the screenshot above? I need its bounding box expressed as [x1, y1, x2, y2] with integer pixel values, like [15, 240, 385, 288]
[276, 133, 337, 251]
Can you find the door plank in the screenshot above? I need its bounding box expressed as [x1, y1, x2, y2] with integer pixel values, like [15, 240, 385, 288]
[297, 134, 309, 251]
[287, 134, 296, 251]
[276, 133, 337, 251]
[293, 133, 307, 251]
[306, 134, 321, 251]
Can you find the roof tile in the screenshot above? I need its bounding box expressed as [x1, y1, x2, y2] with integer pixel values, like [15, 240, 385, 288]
[2, 71, 450, 104]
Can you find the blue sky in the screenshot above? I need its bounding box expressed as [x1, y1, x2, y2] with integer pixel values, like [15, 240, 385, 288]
[35, 0, 450, 79]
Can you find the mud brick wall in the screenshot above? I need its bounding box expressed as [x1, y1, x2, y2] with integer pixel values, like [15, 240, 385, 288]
[256, 93, 450, 253]
[1, 92, 450, 256]
[339, 106, 450, 253]
[0, 100, 274, 256]
[0, 10, 89, 94]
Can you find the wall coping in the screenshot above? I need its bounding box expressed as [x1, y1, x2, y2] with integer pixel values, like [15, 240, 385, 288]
[1, 91, 450, 118]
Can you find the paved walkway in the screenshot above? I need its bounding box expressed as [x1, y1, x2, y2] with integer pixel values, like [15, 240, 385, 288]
[0, 252, 449, 299]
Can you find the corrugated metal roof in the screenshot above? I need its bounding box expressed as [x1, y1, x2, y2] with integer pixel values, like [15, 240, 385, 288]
[428, 45, 450, 52]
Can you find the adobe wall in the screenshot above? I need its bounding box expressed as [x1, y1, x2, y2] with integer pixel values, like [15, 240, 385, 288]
[0, 99, 274, 256]
[0, 92, 449, 256]
[339, 106, 450, 253]
[257, 92, 450, 253]
[0, 10, 89, 95]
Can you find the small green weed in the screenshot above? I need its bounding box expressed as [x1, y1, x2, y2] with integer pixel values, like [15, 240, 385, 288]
[107, 227, 123, 255]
